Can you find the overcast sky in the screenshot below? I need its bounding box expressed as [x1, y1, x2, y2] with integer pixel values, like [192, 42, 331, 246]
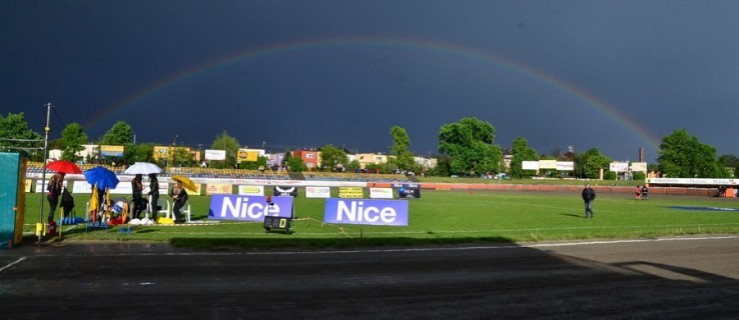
[2, 1, 738, 162]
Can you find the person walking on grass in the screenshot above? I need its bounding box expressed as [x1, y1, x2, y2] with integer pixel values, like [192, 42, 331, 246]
[581, 184, 596, 218]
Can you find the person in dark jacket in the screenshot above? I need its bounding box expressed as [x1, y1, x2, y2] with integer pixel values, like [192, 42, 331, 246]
[581, 184, 596, 218]
[148, 173, 160, 221]
[641, 185, 649, 200]
[46, 172, 66, 223]
[131, 174, 144, 219]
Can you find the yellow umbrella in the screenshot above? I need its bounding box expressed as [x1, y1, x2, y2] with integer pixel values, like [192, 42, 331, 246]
[171, 175, 197, 192]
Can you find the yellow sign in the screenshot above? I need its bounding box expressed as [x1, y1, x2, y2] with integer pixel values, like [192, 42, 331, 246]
[237, 149, 259, 162]
[206, 183, 233, 195]
[338, 187, 364, 198]
[100, 145, 125, 157]
[153, 146, 171, 160]
[153, 146, 192, 161]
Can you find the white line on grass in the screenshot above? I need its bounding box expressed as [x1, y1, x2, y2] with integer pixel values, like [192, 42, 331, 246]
[145, 222, 739, 237]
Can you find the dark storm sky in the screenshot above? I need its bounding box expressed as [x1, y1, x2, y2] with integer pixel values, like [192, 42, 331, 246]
[2, 1, 738, 162]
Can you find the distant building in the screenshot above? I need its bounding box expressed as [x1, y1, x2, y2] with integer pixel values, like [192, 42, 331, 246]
[356, 153, 389, 169]
[293, 149, 320, 170]
[413, 156, 437, 169]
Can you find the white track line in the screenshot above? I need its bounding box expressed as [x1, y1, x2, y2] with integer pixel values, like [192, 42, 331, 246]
[21, 235, 738, 258]
[0, 257, 27, 272]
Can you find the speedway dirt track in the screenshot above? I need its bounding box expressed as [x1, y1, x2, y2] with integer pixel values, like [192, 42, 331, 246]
[1, 236, 737, 319]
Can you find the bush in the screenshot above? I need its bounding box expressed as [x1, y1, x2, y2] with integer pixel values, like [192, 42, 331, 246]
[633, 171, 646, 180]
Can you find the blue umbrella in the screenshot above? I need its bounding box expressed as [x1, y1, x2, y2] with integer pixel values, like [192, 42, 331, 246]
[83, 166, 120, 190]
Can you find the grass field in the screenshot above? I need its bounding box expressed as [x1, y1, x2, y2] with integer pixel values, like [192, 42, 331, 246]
[20, 189, 739, 249]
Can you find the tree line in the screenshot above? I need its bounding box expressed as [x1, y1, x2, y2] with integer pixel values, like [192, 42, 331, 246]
[1, 112, 736, 178]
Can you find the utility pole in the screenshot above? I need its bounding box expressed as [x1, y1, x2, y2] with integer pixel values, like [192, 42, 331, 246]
[37, 103, 51, 244]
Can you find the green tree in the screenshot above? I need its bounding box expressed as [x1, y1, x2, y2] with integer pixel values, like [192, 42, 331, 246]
[509, 137, 539, 179]
[718, 154, 738, 178]
[0, 112, 44, 160]
[124, 142, 155, 164]
[389, 126, 416, 171]
[172, 147, 194, 167]
[100, 121, 133, 145]
[282, 149, 292, 168]
[286, 156, 306, 172]
[438, 117, 502, 176]
[210, 130, 240, 169]
[239, 156, 268, 170]
[346, 159, 360, 172]
[60, 122, 87, 162]
[657, 129, 729, 178]
[428, 155, 452, 177]
[319, 145, 348, 171]
[578, 148, 611, 179]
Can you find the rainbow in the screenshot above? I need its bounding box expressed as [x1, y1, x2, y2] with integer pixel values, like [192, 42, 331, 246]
[87, 36, 660, 151]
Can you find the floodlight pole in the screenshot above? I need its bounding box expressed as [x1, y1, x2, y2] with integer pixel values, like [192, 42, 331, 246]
[38, 103, 52, 243]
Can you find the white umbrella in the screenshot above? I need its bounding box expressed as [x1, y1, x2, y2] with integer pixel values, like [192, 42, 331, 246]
[123, 162, 163, 175]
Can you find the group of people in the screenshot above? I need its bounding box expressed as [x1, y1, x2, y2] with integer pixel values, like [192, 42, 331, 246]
[635, 185, 649, 200]
[130, 173, 188, 223]
[581, 183, 653, 219]
[46, 172, 189, 225]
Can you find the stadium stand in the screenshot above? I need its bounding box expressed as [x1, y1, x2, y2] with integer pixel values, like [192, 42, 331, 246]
[26, 162, 411, 182]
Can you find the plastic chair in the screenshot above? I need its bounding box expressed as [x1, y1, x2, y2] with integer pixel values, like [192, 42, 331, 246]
[178, 201, 192, 222]
[147, 198, 171, 220]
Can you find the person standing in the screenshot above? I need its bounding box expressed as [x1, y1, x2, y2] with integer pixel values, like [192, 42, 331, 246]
[131, 174, 144, 219]
[148, 173, 160, 221]
[581, 184, 596, 218]
[641, 185, 649, 200]
[171, 181, 189, 223]
[46, 172, 66, 223]
[634, 185, 641, 200]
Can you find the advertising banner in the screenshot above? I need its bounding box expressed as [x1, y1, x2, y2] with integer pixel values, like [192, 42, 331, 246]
[206, 183, 232, 195]
[237, 149, 259, 162]
[153, 146, 170, 160]
[238, 185, 265, 196]
[609, 162, 629, 172]
[556, 161, 574, 171]
[646, 178, 738, 186]
[369, 187, 394, 199]
[630, 162, 648, 172]
[73, 181, 133, 195]
[100, 145, 124, 157]
[35, 180, 68, 193]
[306, 186, 331, 198]
[273, 185, 298, 197]
[209, 195, 294, 221]
[324, 198, 409, 226]
[338, 186, 364, 198]
[539, 160, 557, 169]
[205, 149, 226, 161]
[394, 183, 421, 198]
[522, 161, 539, 170]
